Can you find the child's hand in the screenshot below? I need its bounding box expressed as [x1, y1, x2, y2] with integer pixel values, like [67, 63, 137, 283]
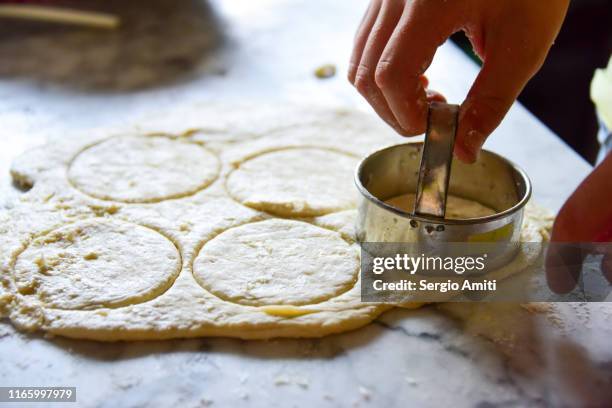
[546, 154, 612, 293]
[348, 0, 569, 162]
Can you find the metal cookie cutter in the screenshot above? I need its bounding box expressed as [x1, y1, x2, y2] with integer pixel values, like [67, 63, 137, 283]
[414, 102, 459, 218]
[355, 102, 532, 269]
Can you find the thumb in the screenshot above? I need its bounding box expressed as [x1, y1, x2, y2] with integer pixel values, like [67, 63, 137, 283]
[546, 154, 612, 293]
[551, 153, 612, 243]
[454, 50, 542, 163]
[452, 0, 568, 163]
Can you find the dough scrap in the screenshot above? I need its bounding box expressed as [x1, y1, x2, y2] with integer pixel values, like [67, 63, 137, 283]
[0, 105, 552, 341]
[193, 219, 358, 306]
[226, 147, 359, 217]
[68, 135, 219, 203]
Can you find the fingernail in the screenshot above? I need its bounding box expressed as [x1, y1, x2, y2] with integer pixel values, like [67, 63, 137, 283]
[455, 130, 484, 162]
[466, 130, 484, 150]
[466, 130, 485, 159]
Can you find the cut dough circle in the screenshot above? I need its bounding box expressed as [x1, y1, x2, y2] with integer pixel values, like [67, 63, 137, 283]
[1, 105, 554, 341]
[226, 147, 359, 217]
[13, 219, 181, 310]
[192, 219, 359, 306]
[68, 135, 220, 203]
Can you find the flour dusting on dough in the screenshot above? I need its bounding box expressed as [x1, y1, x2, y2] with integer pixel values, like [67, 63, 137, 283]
[0, 105, 552, 341]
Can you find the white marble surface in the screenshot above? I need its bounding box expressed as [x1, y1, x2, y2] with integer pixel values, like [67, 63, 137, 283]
[1, 0, 610, 407]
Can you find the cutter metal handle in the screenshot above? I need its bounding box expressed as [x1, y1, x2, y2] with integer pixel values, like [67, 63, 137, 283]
[414, 102, 459, 218]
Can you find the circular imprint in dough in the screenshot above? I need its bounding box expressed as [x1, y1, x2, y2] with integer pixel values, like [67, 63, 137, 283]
[13, 219, 181, 310]
[192, 219, 359, 306]
[68, 135, 220, 203]
[226, 147, 360, 217]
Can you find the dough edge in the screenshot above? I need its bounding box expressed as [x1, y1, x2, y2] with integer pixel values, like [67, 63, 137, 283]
[0, 105, 553, 341]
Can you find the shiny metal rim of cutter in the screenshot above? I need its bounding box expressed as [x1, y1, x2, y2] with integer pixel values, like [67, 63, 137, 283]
[355, 102, 532, 248]
[354, 102, 532, 270]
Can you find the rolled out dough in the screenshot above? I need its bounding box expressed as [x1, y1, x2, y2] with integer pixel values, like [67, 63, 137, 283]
[68, 135, 220, 203]
[193, 218, 359, 306]
[13, 218, 181, 310]
[226, 147, 359, 217]
[0, 105, 552, 341]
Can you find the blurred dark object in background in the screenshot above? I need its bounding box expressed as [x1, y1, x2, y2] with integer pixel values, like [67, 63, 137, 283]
[0, 0, 224, 92]
[452, 0, 612, 165]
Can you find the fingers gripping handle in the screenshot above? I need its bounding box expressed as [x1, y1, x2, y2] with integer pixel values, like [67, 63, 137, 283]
[414, 102, 459, 218]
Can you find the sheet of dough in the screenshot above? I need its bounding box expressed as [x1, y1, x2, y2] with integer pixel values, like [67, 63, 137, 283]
[0, 105, 551, 341]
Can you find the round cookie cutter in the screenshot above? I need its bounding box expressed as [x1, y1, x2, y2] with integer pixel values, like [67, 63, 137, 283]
[355, 102, 532, 270]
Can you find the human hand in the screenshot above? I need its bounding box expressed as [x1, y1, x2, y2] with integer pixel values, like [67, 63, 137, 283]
[348, 0, 569, 162]
[546, 153, 612, 293]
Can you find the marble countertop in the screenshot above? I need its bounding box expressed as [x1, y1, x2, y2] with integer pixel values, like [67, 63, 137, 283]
[1, 0, 610, 407]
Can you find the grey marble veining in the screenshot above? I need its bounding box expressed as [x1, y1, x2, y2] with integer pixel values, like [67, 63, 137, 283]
[0, 309, 549, 408]
[0, 1, 609, 407]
